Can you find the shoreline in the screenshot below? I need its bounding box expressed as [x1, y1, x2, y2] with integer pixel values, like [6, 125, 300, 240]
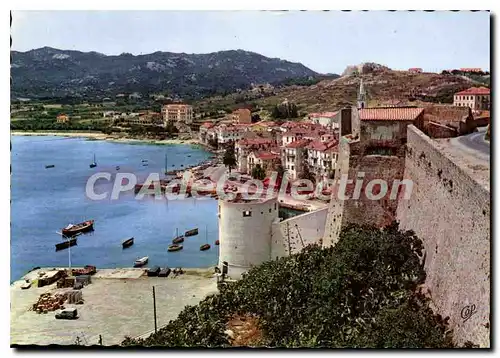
[10, 130, 202, 146]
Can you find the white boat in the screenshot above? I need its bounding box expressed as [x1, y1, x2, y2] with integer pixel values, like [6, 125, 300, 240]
[134, 256, 149, 267]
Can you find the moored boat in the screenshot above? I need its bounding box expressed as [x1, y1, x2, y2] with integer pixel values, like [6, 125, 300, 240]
[168, 244, 183, 252]
[134, 256, 149, 267]
[61, 220, 94, 237]
[172, 236, 184, 244]
[200, 243, 211, 251]
[185, 228, 199, 237]
[89, 154, 97, 168]
[55, 238, 77, 251]
[45, 164, 55, 169]
[122, 237, 134, 249]
[215, 239, 220, 245]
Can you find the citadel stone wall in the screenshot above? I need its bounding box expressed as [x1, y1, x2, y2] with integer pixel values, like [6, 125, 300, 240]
[272, 207, 328, 257]
[396, 125, 490, 347]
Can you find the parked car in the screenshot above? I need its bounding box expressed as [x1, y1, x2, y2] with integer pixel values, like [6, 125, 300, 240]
[55, 308, 78, 320]
[158, 267, 171, 277]
[147, 266, 161, 277]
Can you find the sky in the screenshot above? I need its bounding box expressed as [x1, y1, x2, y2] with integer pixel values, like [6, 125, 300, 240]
[11, 11, 490, 74]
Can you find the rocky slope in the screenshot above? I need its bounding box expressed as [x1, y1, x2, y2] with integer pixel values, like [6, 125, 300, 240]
[11, 47, 320, 100]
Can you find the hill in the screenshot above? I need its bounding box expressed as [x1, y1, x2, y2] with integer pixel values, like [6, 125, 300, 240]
[194, 64, 487, 115]
[10, 47, 320, 100]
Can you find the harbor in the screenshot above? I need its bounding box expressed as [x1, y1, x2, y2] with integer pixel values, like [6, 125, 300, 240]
[11, 135, 220, 282]
[11, 267, 218, 346]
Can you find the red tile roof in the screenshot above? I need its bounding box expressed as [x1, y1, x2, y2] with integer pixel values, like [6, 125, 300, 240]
[254, 151, 281, 160]
[306, 139, 338, 152]
[359, 107, 424, 121]
[285, 139, 311, 149]
[238, 138, 274, 146]
[455, 87, 490, 96]
[201, 122, 215, 129]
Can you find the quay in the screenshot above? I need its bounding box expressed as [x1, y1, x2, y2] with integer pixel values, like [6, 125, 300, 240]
[11, 267, 218, 346]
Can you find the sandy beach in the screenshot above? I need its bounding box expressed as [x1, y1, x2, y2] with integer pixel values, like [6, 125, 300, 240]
[10, 130, 200, 146]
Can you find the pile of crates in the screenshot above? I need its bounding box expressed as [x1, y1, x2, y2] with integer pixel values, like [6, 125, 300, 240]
[32, 293, 67, 314]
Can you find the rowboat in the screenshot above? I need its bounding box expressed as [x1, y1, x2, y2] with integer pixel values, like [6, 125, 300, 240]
[122, 237, 134, 249]
[168, 244, 183, 252]
[45, 164, 55, 169]
[55, 238, 77, 251]
[89, 154, 97, 168]
[61, 220, 94, 237]
[134, 256, 149, 267]
[200, 244, 211, 251]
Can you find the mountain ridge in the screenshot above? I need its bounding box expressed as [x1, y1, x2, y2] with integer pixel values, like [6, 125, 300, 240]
[11, 47, 322, 100]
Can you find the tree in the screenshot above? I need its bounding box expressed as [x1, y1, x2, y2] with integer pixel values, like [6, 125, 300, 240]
[223, 145, 237, 173]
[251, 164, 266, 180]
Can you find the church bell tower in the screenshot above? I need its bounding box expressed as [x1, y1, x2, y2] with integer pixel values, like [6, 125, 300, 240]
[357, 78, 366, 109]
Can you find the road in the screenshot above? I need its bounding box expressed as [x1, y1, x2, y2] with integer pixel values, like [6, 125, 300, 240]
[450, 127, 490, 163]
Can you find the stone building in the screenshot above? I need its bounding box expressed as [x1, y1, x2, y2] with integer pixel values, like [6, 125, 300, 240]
[282, 138, 310, 180]
[56, 113, 69, 123]
[235, 138, 276, 173]
[247, 151, 281, 176]
[231, 108, 252, 124]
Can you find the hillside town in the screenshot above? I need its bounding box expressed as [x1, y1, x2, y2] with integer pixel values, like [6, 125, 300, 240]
[10, 10, 491, 350]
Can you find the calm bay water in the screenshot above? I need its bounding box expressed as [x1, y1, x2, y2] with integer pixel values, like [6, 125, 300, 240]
[10, 135, 219, 282]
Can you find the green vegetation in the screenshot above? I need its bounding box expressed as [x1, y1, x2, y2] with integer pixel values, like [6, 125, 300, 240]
[271, 101, 298, 120]
[251, 164, 266, 180]
[222, 145, 237, 173]
[122, 223, 470, 348]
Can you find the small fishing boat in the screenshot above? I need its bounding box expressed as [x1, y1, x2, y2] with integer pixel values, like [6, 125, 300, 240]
[172, 228, 184, 244]
[143, 163, 149, 167]
[142, 159, 148, 163]
[89, 154, 97, 168]
[122, 237, 134, 249]
[200, 225, 210, 251]
[187, 155, 192, 157]
[215, 239, 220, 245]
[185, 228, 199, 237]
[134, 256, 149, 267]
[61, 220, 94, 237]
[168, 244, 183, 252]
[45, 164, 55, 169]
[172, 236, 184, 244]
[55, 238, 77, 251]
[116, 166, 120, 171]
[200, 243, 211, 251]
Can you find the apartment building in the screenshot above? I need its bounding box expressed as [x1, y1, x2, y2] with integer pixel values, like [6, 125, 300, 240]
[162, 104, 193, 125]
[282, 139, 311, 180]
[453, 87, 490, 110]
[305, 140, 338, 180]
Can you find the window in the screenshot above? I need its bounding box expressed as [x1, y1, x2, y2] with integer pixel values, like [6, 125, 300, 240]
[243, 210, 252, 217]
[291, 165, 294, 171]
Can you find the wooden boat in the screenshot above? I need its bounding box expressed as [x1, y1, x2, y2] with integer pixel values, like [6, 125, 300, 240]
[172, 228, 184, 244]
[89, 154, 97, 168]
[61, 220, 94, 237]
[122, 237, 134, 249]
[215, 239, 220, 245]
[200, 225, 210, 251]
[185, 228, 199, 237]
[134, 256, 149, 267]
[172, 236, 184, 244]
[168, 244, 183, 252]
[116, 166, 120, 170]
[55, 238, 77, 251]
[142, 159, 148, 163]
[200, 243, 211, 251]
[142, 163, 149, 167]
[45, 164, 55, 169]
